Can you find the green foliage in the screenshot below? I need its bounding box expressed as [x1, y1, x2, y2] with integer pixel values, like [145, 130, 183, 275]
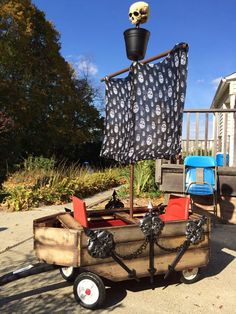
[0, 0, 103, 177]
[118, 161, 160, 199]
[3, 186, 35, 211]
[21, 155, 55, 171]
[1, 160, 122, 211]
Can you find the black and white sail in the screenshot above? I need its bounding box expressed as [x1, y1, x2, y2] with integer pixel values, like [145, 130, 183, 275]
[100, 43, 188, 164]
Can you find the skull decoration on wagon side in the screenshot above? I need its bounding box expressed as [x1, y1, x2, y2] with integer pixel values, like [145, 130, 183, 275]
[129, 1, 150, 27]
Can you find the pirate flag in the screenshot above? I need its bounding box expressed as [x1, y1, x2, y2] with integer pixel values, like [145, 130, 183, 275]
[100, 43, 188, 164]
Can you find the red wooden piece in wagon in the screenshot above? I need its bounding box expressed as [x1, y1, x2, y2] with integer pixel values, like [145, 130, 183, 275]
[159, 194, 190, 222]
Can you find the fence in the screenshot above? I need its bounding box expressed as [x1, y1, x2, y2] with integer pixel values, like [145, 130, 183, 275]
[181, 108, 236, 166]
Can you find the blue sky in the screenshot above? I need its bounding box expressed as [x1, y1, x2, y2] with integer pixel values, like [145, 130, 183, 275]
[32, 0, 236, 110]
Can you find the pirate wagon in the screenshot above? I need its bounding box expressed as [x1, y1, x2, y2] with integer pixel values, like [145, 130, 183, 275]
[33, 39, 211, 309]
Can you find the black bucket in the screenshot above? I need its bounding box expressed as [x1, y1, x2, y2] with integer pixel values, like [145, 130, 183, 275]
[124, 28, 150, 61]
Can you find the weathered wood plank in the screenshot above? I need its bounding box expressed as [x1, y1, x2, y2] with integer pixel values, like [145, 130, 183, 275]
[195, 112, 199, 155]
[34, 212, 64, 224]
[34, 226, 78, 247]
[80, 235, 209, 266]
[158, 164, 236, 198]
[155, 159, 163, 184]
[80, 218, 210, 247]
[84, 248, 210, 281]
[186, 112, 190, 155]
[35, 244, 78, 267]
[57, 213, 83, 230]
[205, 113, 209, 154]
[223, 113, 228, 166]
[114, 212, 139, 224]
[213, 113, 218, 157]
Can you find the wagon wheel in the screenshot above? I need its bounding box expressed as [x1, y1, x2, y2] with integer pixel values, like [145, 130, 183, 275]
[59, 266, 80, 282]
[180, 267, 200, 284]
[73, 272, 106, 309]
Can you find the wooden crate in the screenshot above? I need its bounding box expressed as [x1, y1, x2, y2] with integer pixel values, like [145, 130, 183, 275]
[33, 211, 210, 281]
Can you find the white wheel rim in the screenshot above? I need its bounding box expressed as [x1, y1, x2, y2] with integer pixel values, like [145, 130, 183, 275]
[61, 266, 74, 277]
[77, 279, 99, 305]
[182, 267, 198, 280]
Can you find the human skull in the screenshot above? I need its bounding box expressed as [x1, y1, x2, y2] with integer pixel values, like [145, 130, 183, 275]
[129, 2, 150, 26]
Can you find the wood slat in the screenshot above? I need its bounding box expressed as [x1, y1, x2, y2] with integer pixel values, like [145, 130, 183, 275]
[84, 248, 210, 281]
[80, 217, 210, 247]
[34, 227, 78, 247]
[35, 244, 78, 267]
[80, 235, 209, 266]
[57, 213, 82, 230]
[186, 112, 190, 155]
[155, 159, 163, 184]
[195, 112, 199, 155]
[213, 112, 218, 156]
[205, 113, 209, 155]
[223, 113, 228, 166]
[114, 212, 139, 224]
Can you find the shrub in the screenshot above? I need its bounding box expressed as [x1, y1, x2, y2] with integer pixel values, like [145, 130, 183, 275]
[1, 159, 123, 211]
[22, 156, 55, 171]
[118, 161, 161, 198]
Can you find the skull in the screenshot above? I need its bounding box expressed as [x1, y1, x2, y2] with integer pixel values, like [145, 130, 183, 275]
[129, 2, 150, 26]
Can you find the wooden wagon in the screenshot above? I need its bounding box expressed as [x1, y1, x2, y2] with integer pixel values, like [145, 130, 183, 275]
[32, 42, 206, 309]
[33, 196, 210, 309]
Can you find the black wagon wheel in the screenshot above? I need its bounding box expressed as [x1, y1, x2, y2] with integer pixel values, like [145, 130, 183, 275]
[180, 267, 200, 284]
[73, 272, 106, 309]
[59, 266, 80, 282]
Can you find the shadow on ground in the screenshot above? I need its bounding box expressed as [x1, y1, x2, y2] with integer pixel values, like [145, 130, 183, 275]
[0, 224, 235, 313]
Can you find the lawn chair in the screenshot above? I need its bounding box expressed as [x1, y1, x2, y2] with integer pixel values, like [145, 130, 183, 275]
[183, 156, 217, 221]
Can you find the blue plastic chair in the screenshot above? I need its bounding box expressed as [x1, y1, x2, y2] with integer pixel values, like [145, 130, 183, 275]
[184, 156, 217, 219]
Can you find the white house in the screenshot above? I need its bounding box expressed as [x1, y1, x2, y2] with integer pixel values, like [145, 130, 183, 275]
[211, 72, 236, 166]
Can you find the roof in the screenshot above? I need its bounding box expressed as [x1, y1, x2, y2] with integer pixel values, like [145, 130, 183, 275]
[211, 72, 236, 108]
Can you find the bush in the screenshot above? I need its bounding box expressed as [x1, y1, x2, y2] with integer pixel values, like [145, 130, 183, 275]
[22, 156, 55, 171]
[1, 158, 123, 211]
[118, 161, 161, 199]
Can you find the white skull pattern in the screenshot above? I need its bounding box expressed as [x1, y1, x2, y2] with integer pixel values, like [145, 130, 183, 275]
[147, 88, 153, 99]
[181, 52, 186, 65]
[174, 53, 179, 67]
[102, 45, 187, 163]
[146, 135, 152, 145]
[139, 118, 145, 129]
[110, 109, 115, 118]
[133, 102, 139, 113]
[156, 105, 161, 116]
[161, 122, 167, 132]
[138, 72, 144, 83]
[158, 72, 164, 83]
[128, 148, 134, 157]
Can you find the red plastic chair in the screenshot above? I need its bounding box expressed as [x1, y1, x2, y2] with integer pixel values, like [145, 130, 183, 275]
[159, 194, 190, 222]
[72, 196, 128, 228]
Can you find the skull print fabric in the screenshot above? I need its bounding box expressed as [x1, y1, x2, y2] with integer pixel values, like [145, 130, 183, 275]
[100, 43, 188, 164]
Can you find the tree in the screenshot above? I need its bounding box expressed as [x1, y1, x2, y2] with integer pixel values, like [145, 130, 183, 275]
[0, 0, 103, 171]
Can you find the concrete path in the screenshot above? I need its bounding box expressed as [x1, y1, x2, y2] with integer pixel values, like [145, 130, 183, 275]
[0, 190, 236, 313]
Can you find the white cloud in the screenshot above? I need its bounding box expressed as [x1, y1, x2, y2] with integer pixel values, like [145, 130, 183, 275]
[75, 59, 98, 76]
[211, 77, 222, 89]
[66, 55, 98, 77]
[196, 79, 205, 83]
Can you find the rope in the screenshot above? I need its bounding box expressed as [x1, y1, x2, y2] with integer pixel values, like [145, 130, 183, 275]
[0, 236, 33, 255]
